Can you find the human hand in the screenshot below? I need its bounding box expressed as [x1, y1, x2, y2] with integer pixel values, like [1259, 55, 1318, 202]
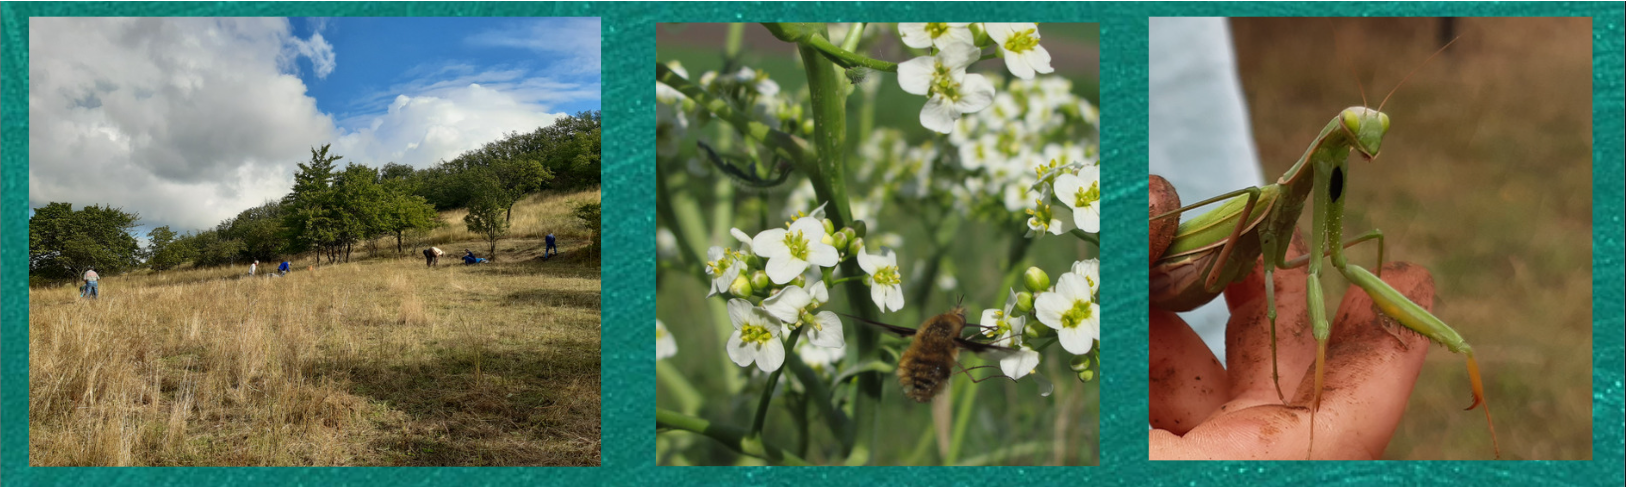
[1148, 232, 1438, 460]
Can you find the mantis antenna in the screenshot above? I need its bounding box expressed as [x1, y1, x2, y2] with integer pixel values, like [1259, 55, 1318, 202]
[1379, 36, 1461, 113]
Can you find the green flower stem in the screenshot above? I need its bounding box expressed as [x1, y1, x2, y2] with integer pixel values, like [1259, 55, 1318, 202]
[784, 25, 883, 466]
[787, 352, 852, 448]
[725, 23, 745, 65]
[826, 276, 866, 286]
[840, 23, 866, 51]
[945, 364, 979, 464]
[656, 63, 816, 166]
[997, 233, 1039, 297]
[1070, 228, 1101, 248]
[956, 441, 1049, 466]
[749, 324, 805, 437]
[656, 360, 703, 414]
[979, 51, 1000, 63]
[763, 22, 898, 72]
[656, 408, 812, 466]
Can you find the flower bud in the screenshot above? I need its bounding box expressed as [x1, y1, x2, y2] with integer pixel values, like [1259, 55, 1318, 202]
[790, 275, 807, 289]
[1077, 368, 1095, 382]
[1070, 353, 1091, 372]
[832, 231, 850, 253]
[750, 270, 771, 291]
[848, 237, 866, 256]
[1023, 267, 1050, 293]
[729, 276, 754, 298]
[1026, 320, 1055, 339]
[823, 218, 836, 235]
[840, 227, 857, 245]
[801, 119, 815, 135]
[1015, 291, 1035, 314]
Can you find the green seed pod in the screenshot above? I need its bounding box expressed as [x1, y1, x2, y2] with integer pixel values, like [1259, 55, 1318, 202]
[729, 276, 754, 298]
[1023, 267, 1050, 293]
[750, 270, 771, 291]
[1015, 291, 1035, 314]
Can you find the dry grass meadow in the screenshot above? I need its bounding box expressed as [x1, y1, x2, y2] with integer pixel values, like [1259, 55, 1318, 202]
[29, 189, 602, 466]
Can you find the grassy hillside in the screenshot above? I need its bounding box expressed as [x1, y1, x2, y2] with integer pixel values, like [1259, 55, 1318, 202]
[29, 189, 601, 466]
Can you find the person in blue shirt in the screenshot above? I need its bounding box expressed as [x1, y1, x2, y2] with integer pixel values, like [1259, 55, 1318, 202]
[545, 232, 558, 259]
[278, 261, 291, 276]
[464, 249, 483, 265]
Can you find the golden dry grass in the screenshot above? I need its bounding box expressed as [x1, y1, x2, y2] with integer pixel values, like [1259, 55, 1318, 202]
[29, 190, 602, 466]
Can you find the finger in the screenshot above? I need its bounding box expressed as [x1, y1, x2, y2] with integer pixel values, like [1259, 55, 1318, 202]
[1222, 232, 1317, 408]
[1291, 261, 1435, 459]
[1149, 308, 1230, 435]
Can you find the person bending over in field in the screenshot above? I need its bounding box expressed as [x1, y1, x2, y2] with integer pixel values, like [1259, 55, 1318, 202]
[82, 267, 99, 299]
[545, 232, 558, 259]
[424, 246, 444, 267]
[278, 260, 291, 276]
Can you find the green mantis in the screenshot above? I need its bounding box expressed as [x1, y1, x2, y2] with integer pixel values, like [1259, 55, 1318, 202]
[1148, 105, 1501, 460]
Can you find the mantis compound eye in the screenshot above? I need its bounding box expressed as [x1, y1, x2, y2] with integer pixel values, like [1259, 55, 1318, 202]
[1378, 112, 1391, 134]
[1341, 109, 1362, 134]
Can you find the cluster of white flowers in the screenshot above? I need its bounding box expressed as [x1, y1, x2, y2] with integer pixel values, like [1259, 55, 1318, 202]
[896, 23, 1055, 134]
[696, 202, 905, 373]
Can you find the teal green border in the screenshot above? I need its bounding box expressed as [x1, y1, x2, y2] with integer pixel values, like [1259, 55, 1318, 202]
[2, 2, 1621, 486]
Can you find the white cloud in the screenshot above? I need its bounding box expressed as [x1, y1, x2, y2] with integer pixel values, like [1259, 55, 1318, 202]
[466, 18, 601, 76]
[330, 83, 568, 169]
[29, 17, 596, 235]
[29, 17, 337, 232]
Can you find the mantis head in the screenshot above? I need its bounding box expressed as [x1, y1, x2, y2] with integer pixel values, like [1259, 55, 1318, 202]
[1340, 106, 1390, 160]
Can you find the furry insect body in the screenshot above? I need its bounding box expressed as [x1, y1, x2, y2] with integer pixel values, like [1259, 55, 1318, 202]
[896, 306, 968, 402]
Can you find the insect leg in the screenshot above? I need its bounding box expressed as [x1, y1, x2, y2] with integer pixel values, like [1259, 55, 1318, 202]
[1335, 262, 1500, 459]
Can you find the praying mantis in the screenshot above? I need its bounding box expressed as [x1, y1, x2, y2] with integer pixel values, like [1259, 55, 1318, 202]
[1147, 39, 1501, 457]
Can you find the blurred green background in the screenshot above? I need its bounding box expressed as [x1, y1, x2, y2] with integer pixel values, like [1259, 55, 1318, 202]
[655, 23, 1101, 466]
[1231, 17, 1592, 460]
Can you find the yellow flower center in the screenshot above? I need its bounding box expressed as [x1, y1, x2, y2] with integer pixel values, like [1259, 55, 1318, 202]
[1060, 299, 1093, 330]
[740, 322, 774, 345]
[1073, 180, 1100, 210]
[1003, 28, 1040, 54]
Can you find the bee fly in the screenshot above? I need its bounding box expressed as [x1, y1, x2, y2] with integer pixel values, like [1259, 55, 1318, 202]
[840, 298, 1020, 403]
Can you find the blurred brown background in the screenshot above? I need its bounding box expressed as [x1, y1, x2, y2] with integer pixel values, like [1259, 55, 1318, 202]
[1231, 17, 1593, 460]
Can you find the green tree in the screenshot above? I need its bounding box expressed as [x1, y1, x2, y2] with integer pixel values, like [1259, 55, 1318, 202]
[381, 192, 439, 255]
[29, 202, 142, 279]
[464, 193, 508, 258]
[282, 145, 343, 263]
[574, 201, 601, 257]
[145, 226, 189, 271]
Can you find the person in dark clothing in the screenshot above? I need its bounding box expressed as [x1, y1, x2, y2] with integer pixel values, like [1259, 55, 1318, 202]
[278, 261, 291, 276]
[545, 232, 558, 259]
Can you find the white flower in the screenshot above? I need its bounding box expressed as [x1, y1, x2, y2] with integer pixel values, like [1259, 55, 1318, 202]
[980, 290, 1040, 380]
[897, 42, 995, 134]
[703, 229, 755, 296]
[1071, 258, 1100, 295]
[856, 246, 905, 312]
[1054, 166, 1100, 233]
[1035, 273, 1099, 355]
[797, 340, 845, 371]
[959, 133, 1002, 170]
[753, 215, 839, 285]
[897, 23, 974, 51]
[1025, 201, 1064, 237]
[733, 67, 780, 97]
[985, 23, 1053, 80]
[726, 299, 785, 372]
[656, 320, 678, 360]
[704, 245, 745, 297]
[762, 282, 845, 349]
[656, 228, 678, 260]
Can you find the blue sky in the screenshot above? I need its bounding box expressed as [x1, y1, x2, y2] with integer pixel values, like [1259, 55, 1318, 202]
[29, 17, 601, 235]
